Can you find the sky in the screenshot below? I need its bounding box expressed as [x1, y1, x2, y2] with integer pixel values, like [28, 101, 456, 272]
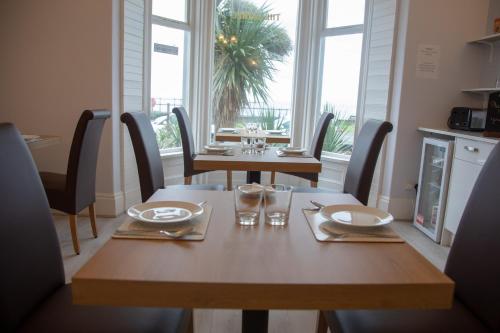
[150, 0, 365, 118]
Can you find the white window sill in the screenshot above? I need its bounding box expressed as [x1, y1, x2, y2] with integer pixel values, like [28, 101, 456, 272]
[321, 153, 351, 165]
[160, 151, 183, 159]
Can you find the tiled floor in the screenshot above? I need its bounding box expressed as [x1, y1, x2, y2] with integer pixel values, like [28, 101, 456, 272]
[55, 214, 450, 333]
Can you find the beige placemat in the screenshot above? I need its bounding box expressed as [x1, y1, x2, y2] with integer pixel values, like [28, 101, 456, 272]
[113, 205, 213, 241]
[303, 209, 404, 243]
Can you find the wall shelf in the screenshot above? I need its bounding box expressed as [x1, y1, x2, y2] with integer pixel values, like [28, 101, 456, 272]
[462, 88, 500, 94]
[468, 33, 500, 44]
[467, 33, 500, 62]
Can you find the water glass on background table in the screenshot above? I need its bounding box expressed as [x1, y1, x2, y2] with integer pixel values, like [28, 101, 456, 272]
[241, 136, 254, 154]
[264, 185, 293, 226]
[254, 137, 266, 154]
[246, 122, 258, 133]
[234, 184, 263, 225]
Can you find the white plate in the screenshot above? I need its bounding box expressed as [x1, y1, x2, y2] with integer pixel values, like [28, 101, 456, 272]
[278, 147, 307, 155]
[320, 205, 393, 228]
[219, 128, 239, 133]
[266, 129, 284, 135]
[22, 134, 40, 140]
[127, 201, 204, 224]
[204, 145, 230, 152]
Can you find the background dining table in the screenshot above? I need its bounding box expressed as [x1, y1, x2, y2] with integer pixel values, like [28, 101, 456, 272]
[215, 129, 291, 144]
[194, 147, 320, 184]
[24, 135, 61, 150]
[72, 189, 454, 333]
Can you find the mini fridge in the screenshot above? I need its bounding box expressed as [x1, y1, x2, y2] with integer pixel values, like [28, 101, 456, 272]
[414, 138, 454, 242]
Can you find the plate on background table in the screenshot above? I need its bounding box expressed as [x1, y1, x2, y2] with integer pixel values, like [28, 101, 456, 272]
[204, 145, 231, 152]
[320, 205, 393, 228]
[22, 134, 40, 141]
[279, 147, 306, 153]
[127, 201, 204, 224]
[265, 129, 285, 135]
[277, 147, 307, 156]
[218, 128, 239, 133]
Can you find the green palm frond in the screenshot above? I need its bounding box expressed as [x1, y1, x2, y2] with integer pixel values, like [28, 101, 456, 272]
[213, 0, 292, 128]
[322, 104, 354, 154]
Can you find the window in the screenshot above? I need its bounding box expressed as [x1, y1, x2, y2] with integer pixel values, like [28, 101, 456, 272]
[143, 0, 393, 161]
[211, 0, 299, 137]
[319, 0, 365, 155]
[148, 0, 190, 152]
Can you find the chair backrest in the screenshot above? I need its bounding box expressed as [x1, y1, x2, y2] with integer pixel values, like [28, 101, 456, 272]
[343, 120, 393, 205]
[309, 112, 334, 160]
[172, 107, 196, 177]
[0, 123, 65, 333]
[66, 110, 110, 213]
[444, 142, 500, 332]
[121, 112, 164, 203]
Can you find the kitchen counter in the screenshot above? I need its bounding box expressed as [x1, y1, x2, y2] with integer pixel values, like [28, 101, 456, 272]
[418, 127, 500, 144]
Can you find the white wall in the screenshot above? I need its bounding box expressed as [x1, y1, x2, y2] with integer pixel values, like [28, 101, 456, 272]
[0, 0, 122, 215]
[380, 0, 490, 219]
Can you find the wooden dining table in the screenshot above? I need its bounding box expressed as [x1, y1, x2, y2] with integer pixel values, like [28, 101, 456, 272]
[24, 135, 61, 150]
[72, 190, 454, 333]
[215, 129, 291, 144]
[194, 147, 320, 184]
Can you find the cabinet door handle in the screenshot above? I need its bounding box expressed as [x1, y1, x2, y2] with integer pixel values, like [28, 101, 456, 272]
[464, 146, 479, 153]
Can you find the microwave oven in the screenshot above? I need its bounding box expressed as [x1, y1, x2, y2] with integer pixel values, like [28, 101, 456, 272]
[447, 107, 487, 131]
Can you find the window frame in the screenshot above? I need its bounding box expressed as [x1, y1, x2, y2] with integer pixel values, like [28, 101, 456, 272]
[143, 0, 374, 160]
[316, 0, 369, 160]
[144, 0, 192, 154]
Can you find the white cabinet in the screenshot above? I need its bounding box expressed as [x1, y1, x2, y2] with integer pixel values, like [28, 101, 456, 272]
[418, 128, 499, 246]
[442, 137, 497, 242]
[443, 158, 481, 235]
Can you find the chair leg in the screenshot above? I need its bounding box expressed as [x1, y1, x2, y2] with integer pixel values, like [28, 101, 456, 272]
[270, 171, 276, 185]
[69, 215, 80, 255]
[226, 171, 232, 190]
[184, 176, 192, 185]
[186, 309, 194, 333]
[311, 181, 318, 188]
[89, 203, 98, 238]
[316, 311, 328, 333]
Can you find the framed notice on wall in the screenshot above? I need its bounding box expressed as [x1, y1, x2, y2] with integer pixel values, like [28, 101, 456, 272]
[416, 44, 441, 80]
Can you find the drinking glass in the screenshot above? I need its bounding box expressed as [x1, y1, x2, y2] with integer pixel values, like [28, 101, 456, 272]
[246, 122, 258, 134]
[264, 185, 293, 226]
[241, 136, 254, 154]
[234, 185, 263, 225]
[254, 137, 266, 154]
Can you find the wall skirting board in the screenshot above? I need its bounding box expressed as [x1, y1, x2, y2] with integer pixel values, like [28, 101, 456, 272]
[52, 191, 127, 218]
[95, 191, 125, 217]
[378, 195, 415, 221]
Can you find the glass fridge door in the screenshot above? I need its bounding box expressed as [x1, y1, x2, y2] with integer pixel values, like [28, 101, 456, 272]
[414, 138, 453, 242]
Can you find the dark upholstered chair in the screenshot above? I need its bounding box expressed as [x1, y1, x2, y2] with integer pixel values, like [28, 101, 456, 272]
[121, 111, 223, 203]
[39, 110, 110, 255]
[271, 112, 334, 187]
[172, 107, 232, 189]
[294, 120, 393, 206]
[0, 123, 193, 333]
[342, 119, 393, 205]
[318, 142, 500, 333]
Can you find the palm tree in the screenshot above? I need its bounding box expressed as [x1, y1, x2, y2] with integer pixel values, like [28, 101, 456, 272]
[322, 103, 353, 154]
[213, 0, 292, 129]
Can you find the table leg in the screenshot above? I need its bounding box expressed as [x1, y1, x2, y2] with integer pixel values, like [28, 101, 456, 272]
[242, 310, 269, 333]
[243, 173, 266, 332]
[246, 171, 262, 184]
